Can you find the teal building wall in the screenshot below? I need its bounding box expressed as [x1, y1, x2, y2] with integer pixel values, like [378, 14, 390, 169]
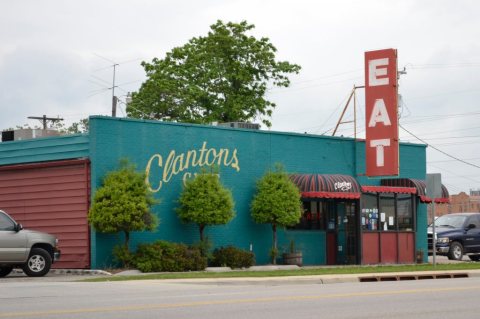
[0, 134, 89, 165]
[88, 116, 427, 268]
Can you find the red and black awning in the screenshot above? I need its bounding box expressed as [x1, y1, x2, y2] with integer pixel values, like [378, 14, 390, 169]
[381, 178, 450, 203]
[361, 185, 417, 194]
[289, 174, 361, 199]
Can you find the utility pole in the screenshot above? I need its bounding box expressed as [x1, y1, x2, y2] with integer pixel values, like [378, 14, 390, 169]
[111, 63, 119, 117]
[28, 115, 63, 130]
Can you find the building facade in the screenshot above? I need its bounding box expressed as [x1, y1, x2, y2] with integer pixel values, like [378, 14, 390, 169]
[0, 116, 447, 268]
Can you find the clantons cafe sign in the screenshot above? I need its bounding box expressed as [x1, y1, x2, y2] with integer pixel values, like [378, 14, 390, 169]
[364, 48, 399, 177]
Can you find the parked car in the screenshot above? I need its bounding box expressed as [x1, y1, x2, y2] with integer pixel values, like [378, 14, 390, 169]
[0, 210, 60, 277]
[428, 212, 480, 261]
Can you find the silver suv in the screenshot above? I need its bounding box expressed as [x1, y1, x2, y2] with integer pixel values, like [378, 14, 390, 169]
[0, 210, 61, 277]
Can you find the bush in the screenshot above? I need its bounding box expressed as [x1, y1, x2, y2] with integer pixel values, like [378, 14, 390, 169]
[113, 245, 134, 268]
[211, 246, 255, 269]
[131, 241, 207, 272]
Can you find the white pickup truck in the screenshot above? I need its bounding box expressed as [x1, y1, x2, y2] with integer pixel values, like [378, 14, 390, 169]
[0, 210, 61, 277]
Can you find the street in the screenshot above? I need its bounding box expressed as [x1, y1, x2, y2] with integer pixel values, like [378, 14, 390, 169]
[1, 275, 480, 319]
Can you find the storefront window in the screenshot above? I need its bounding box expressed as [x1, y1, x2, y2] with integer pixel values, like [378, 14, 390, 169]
[397, 194, 413, 231]
[361, 194, 379, 231]
[361, 193, 415, 232]
[290, 200, 327, 230]
[379, 194, 395, 231]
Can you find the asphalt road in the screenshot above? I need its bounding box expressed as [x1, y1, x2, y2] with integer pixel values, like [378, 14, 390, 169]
[1, 275, 480, 319]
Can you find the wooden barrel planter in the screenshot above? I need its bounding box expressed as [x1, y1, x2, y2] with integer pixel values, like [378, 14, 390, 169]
[282, 252, 303, 266]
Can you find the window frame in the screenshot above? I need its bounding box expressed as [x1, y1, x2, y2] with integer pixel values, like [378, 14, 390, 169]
[361, 193, 415, 232]
[0, 212, 16, 231]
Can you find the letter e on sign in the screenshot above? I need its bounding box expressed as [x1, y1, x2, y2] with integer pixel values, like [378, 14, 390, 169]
[365, 49, 399, 177]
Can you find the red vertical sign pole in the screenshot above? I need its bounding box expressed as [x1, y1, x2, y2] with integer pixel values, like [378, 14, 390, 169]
[365, 49, 399, 177]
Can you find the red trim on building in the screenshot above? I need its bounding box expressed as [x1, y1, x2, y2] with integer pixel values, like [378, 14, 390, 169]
[302, 191, 361, 199]
[419, 195, 450, 204]
[381, 178, 450, 204]
[361, 185, 417, 194]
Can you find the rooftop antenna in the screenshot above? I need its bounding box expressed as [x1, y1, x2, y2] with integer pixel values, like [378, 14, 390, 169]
[93, 54, 119, 117]
[332, 85, 364, 138]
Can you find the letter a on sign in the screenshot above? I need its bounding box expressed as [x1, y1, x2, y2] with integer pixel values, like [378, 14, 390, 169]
[365, 49, 399, 176]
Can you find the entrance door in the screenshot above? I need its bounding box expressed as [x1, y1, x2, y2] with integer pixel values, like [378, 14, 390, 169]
[343, 202, 358, 264]
[326, 201, 358, 265]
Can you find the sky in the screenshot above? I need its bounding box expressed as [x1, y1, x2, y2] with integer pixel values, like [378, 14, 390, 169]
[1, 0, 480, 195]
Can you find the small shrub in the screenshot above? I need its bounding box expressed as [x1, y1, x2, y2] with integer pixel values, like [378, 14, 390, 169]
[132, 241, 207, 272]
[211, 246, 255, 269]
[113, 245, 134, 268]
[191, 237, 213, 258]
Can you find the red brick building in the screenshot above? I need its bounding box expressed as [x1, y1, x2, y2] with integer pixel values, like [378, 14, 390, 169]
[435, 191, 480, 217]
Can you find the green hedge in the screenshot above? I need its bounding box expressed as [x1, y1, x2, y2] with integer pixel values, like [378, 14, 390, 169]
[211, 246, 255, 269]
[132, 241, 207, 272]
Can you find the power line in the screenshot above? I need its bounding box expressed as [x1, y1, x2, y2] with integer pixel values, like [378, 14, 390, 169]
[408, 62, 480, 70]
[429, 157, 480, 164]
[410, 125, 480, 138]
[400, 124, 480, 169]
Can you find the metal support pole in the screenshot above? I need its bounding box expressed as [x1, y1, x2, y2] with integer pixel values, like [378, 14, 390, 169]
[332, 88, 355, 136]
[353, 88, 357, 139]
[111, 63, 118, 117]
[432, 203, 436, 267]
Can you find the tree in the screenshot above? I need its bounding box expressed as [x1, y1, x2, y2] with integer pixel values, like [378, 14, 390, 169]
[127, 20, 301, 127]
[176, 167, 235, 242]
[88, 160, 158, 254]
[251, 165, 302, 264]
[8, 118, 89, 134]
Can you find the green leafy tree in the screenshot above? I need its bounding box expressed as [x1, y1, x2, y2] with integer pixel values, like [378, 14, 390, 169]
[88, 160, 159, 254]
[251, 165, 302, 264]
[177, 167, 235, 243]
[52, 118, 89, 134]
[127, 20, 301, 127]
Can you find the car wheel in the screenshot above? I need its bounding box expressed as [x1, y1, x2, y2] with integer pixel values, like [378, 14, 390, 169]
[0, 266, 13, 278]
[469, 255, 480, 262]
[22, 248, 52, 277]
[447, 242, 464, 261]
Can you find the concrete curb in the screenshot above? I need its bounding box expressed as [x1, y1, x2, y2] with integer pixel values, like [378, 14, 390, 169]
[51, 269, 112, 276]
[12, 268, 112, 276]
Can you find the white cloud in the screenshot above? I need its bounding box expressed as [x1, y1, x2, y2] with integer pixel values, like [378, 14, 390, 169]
[1, 0, 480, 193]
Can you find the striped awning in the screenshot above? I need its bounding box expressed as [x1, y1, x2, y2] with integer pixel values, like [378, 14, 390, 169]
[361, 185, 417, 194]
[289, 174, 361, 199]
[381, 178, 450, 203]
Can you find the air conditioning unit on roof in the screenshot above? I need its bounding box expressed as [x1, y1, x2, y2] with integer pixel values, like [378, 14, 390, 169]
[217, 122, 260, 130]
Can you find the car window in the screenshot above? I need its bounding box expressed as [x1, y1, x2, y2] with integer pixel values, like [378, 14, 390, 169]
[434, 214, 467, 228]
[0, 212, 15, 231]
[467, 215, 480, 228]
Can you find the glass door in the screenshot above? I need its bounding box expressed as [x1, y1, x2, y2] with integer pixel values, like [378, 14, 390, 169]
[336, 201, 358, 264]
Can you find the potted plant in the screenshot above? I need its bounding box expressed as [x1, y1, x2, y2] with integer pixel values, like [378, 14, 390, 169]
[282, 239, 303, 266]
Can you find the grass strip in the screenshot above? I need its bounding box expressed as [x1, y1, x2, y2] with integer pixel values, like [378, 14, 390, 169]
[82, 263, 480, 282]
